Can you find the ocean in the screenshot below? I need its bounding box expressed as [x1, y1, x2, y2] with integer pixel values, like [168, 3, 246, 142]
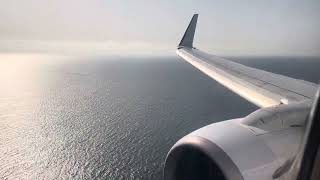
[0, 54, 319, 179]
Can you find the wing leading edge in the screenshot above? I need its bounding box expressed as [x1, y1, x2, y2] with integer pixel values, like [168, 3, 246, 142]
[177, 14, 317, 108]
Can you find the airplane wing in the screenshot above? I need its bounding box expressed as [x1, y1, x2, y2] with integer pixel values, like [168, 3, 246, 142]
[164, 14, 319, 180]
[177, 14, 317, 108]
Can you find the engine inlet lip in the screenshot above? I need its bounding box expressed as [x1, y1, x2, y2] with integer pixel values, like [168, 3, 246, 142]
[164, 135, 244, 180]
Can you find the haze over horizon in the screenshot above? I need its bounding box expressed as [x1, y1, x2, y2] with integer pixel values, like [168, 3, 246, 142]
[0, 0, 319, 56]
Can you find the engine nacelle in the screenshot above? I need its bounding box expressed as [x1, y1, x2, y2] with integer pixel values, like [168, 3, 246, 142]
[164, 103, 310, 180]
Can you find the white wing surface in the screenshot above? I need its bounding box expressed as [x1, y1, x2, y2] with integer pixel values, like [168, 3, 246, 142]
[177, 14, 317, 108]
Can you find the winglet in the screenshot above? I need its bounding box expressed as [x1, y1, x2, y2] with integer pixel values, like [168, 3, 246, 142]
[178, 14, 198, 48]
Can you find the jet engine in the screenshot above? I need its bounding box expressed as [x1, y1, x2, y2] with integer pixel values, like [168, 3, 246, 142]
[164, 103, 310, 180]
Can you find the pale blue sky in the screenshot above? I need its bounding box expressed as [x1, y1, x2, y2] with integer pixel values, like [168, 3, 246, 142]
[0, 0, 319, 55]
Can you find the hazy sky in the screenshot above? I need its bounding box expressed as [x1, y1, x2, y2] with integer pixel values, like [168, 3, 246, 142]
[0, 0, 319, 55]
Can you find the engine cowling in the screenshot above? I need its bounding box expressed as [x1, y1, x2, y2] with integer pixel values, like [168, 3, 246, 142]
[164, 103, 310, 180]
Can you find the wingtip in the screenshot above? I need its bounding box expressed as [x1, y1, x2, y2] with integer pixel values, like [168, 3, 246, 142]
[178, 14, 198, 48]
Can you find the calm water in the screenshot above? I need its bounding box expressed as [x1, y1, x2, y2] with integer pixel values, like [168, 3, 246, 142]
[0, 54, 319, 179]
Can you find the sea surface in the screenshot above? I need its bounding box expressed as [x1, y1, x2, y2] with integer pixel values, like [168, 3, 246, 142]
[0, 54, 319, 179]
